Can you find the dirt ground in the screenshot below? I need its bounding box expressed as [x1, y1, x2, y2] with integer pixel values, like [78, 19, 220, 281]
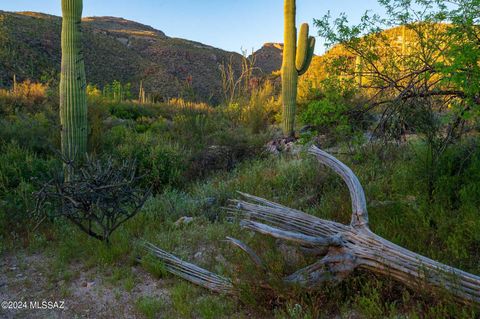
[0, 252, 171, 319]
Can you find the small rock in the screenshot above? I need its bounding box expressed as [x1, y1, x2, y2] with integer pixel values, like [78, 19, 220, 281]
[174, 216, 194, 226]
[194, 251, 203, 260]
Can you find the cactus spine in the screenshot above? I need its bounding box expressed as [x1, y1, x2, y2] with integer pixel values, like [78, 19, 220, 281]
[60, 0, 87, 165]
[281, 0, 315, 137]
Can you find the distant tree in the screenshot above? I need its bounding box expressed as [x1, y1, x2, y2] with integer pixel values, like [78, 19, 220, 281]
[316, 0, 479, 143]
[315, 0, 479, 197]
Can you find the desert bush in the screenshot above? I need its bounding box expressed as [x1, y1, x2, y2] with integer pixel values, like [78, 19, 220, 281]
[104, 127, 187, 192]
[222, 80, 280, 133]
[300, 77, 370, 142]
[146, 143, 186, 191]
[0, 112, 58, 155]
[34, 156, 150, 243]
[187, 126, 270, 179]
[0, 142, 59, 239]
[410, 139, 480, 209]
[168, 97, 213, 113]
[109, 102, 156, 120]
[0, 80, 49, 115]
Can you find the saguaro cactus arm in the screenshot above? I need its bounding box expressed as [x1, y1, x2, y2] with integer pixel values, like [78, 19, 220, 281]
[297, 36, 315, 76]
[146, 146, 480, 305]
[296, 24, 316, 75]
[60, 0, 88, 163]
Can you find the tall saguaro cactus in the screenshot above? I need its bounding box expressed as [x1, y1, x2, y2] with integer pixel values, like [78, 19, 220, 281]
[60, 0, 87, 165]
[282, 0, 315, 137]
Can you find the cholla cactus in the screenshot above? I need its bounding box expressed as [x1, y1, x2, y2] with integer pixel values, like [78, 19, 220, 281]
[282, 0, 316, 137]
[60, 0, 88, 167]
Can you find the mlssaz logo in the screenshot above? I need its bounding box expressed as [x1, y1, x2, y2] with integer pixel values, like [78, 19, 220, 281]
[29, 301, 65, 310]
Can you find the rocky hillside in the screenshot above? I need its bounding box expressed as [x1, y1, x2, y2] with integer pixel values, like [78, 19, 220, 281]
[0, 11, 249, 103]
[250, 43, 283, 74]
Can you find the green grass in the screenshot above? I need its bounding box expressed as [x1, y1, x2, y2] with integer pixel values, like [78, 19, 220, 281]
[135, 296, 166, 319]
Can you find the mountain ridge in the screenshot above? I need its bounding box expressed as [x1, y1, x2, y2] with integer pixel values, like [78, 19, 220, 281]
[0, 10, 250, 103]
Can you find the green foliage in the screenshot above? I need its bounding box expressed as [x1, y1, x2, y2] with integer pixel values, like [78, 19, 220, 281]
[54, 223, 135, 268]
[0, 142, 59, 239]
[0, 113, 59, 155]
[223, 80, 279, 134]
[135, 296, 165, 319]
[300, 77, 369, 144]
[275, 303, 313, 319]
[106, 127, 187, 192]
[108, 103, 155, 120]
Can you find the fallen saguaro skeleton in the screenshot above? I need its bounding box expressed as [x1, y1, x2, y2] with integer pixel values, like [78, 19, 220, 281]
[144, 146, 480, 305]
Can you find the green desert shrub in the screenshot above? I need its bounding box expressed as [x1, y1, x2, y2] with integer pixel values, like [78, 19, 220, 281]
[0, 142, 58, 238]
[0, 113, 58, 155]
[109, 102, 156, 120]
[105, 126, 187, 192]
[187, 126, 269, 179]
[222, 80, 280, 134]
[172, 112, 226, 147]
[300, 78, 371, 143]
[429, 140, 480, 209]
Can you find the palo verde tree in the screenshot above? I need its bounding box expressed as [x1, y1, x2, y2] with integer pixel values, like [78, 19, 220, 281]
[60, 0, 88, 169]
[282, 0, 316, 137]
[315, 0, 480, 145]
[315, 0, 479, 196]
